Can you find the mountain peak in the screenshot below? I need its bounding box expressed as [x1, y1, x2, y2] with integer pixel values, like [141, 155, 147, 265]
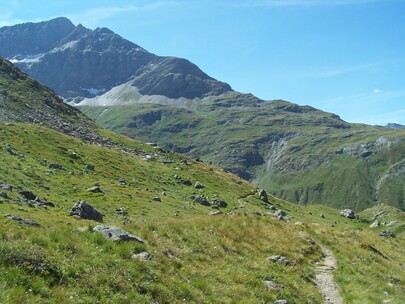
[0, 18, 232, 101]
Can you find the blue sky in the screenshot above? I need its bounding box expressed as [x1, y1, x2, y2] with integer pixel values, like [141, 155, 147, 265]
[1, 0, 404, 125]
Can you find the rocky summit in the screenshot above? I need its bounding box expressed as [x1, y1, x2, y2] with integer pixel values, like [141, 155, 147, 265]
[0, 17, 231, 102]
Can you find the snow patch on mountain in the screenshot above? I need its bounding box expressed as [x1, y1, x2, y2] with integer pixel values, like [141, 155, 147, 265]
[9, 53, 46, 65]
[73, 80, 202, 109]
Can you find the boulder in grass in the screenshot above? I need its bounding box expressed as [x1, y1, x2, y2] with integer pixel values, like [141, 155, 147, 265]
[193, 195, 210, 206]
[194, 182, 205, 189]
[258, 189, 268, 203]
[93, 225, 144, 243]
[340, 209, 355, 219]
[87, 186, 103, 193]
[132, 251, 152, 261]
[70, 200, 103, 222]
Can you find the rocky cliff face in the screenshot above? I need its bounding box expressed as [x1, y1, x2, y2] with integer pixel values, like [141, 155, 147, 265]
[0, 18, 231, 102]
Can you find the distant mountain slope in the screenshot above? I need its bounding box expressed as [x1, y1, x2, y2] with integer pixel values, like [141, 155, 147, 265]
[80, 94, 405, 212]
[1, 18, 404, 212]
[0, 17, 231, 102]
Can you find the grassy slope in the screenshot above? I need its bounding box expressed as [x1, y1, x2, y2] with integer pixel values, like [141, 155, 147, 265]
[80, 97, 405, 212]
[0, 123, 404, 303]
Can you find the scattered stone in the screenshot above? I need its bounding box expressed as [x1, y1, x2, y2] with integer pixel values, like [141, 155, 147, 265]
[70, 200, 103, 222]
[87, 186, 103, 193]
[274, 210, 288, 217]
[267, 255, 292, 265]
[320, 214, 325, 218]
[0, 182, 13, 191]
[258, 189, 268, 203]
[87, 164, 95, 171]
[193, 195, 210, 206]
[209, 210, 223, 215]
[340, 209, 355, 219]
[183, 179, 192, 186]
[115, 208, 128, 216]
[5, 215, 40, 226]
[212, 199, 228, 208]
[386, 221, 398, 227]
[0, 192, 8, 199]
[274, 300, 288, 304]
[132, 251, 152, 261]
[163, 251, 175, 259]
[119, 178, 126, 184]
[19, 190, 37, 201]
[263, 280, 278, 289]
[194, 182, 205, 189]
[93, 225, 144, 243]
[369, 220, 380, 228]
[48, 163, 65, 170]
[152, 197, 161, 202]
[379, 230, 395, 238]
[294, 222, 304, 225]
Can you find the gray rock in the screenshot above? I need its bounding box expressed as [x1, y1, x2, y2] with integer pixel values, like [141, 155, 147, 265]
[132, 251, 152, 261]
[115, 208, 128, 216]
[119, 178, 126, 184]
[209, 210, 223, 215]
[340, 209, 355, 219]
[267, 255, 292, 265]
[274, 300, 288, 304]
[70, 200, 103, 222]
[274, 210, 288, 217]
[93, 225, 144, 243]
[369, 220, 380, 228]
[6, 215, 40, 226]
[0, 182, 13, 191]
[193, 195, 210, 206]
[152, 197, 161, 202]
[87, 186, 103, 193]
[194, 182, 205, 189]
[87, 164, 95, 171]
[212, 199, 228, 208]
[0, 192, 8, 198]
[263, 280, 278, 289]
[182, 179, 192, 186]
[379, 230, 395, 238]
[19, 190, 37, 200]
[48, 163, 65, 170]
[386, 221, 398, 227]
[258, 189, 268, 203]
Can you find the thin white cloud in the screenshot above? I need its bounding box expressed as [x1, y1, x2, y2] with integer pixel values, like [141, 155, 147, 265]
[373, 89, 381, 94]
[67, 2, 179, 28]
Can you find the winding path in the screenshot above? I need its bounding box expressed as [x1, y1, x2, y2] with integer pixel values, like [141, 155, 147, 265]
[315, 246, 344, 304]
